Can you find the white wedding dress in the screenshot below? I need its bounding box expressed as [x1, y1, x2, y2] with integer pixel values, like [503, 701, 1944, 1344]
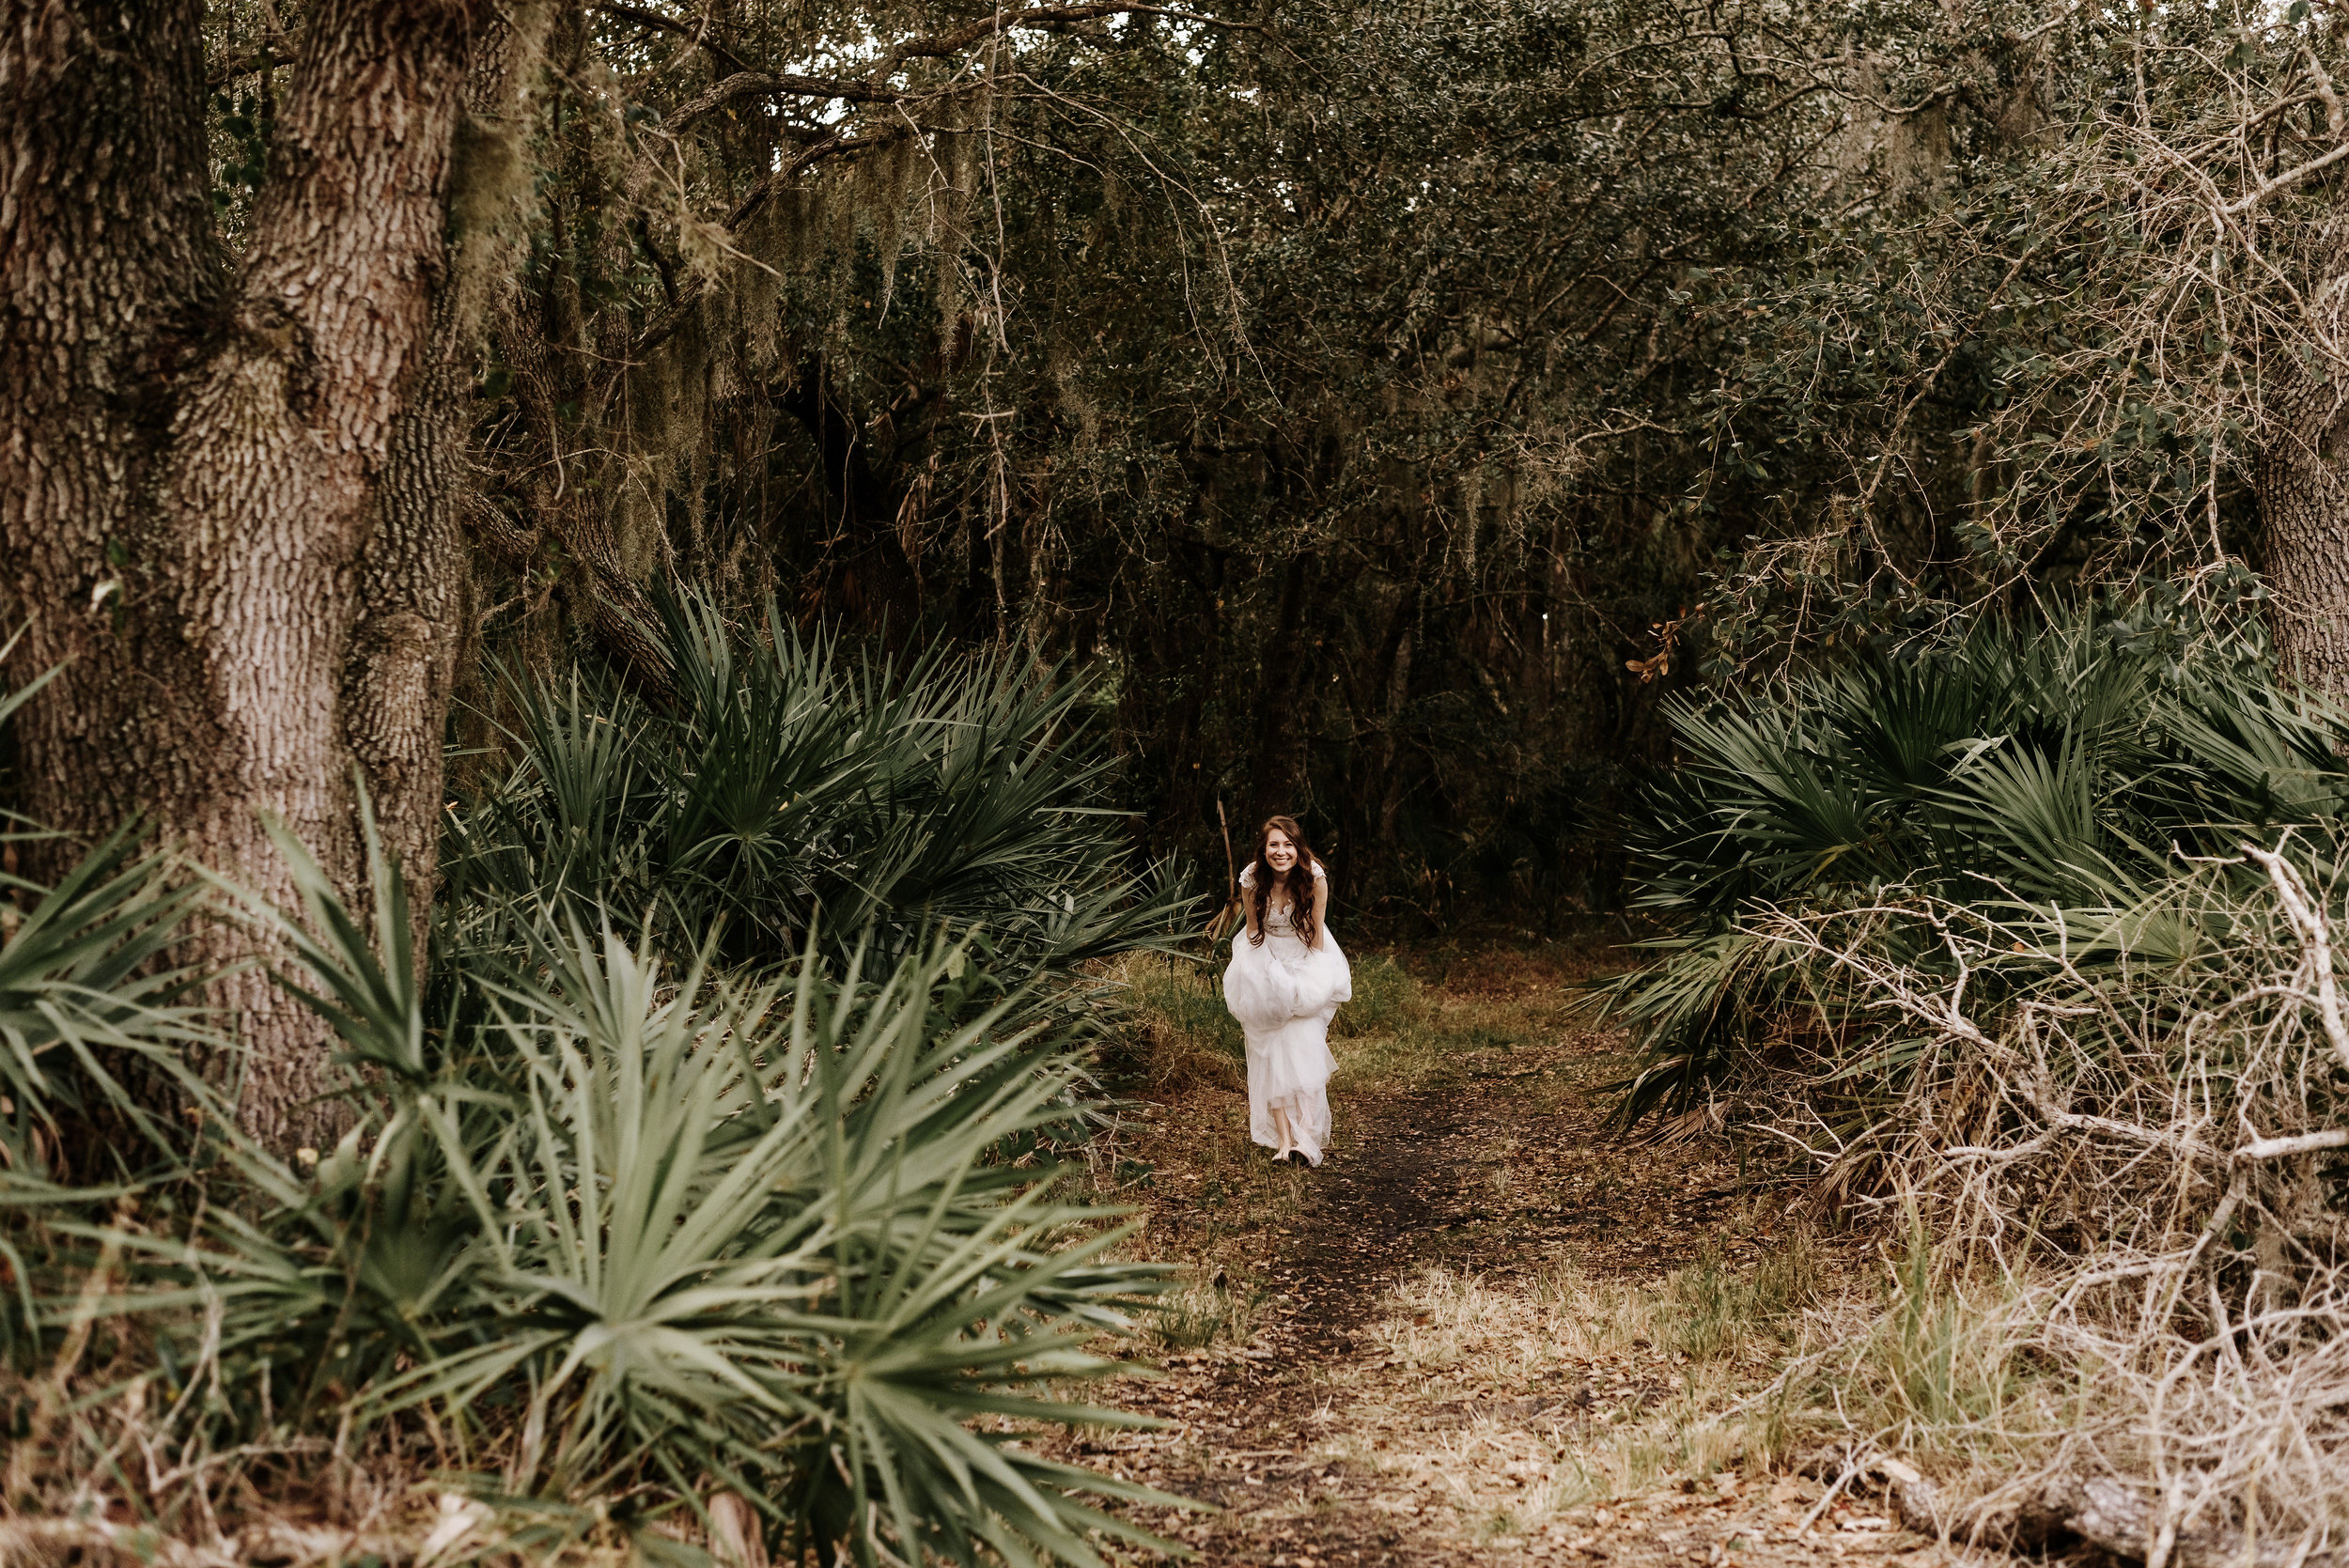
[1221, 861, 1351, 1165]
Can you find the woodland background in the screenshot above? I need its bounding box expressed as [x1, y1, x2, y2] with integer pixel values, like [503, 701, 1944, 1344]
[391, 0, 2343, 924]
[8, 0, 2349, 1560]
[179, 0, 2348, 929]
[20, 0, 2324, 939]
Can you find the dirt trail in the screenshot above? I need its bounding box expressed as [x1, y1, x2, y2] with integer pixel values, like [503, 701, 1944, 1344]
[1045, 955, 1985, 1568]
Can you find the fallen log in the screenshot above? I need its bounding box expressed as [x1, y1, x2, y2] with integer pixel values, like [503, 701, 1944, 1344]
[1875, 1455, 2349, 1568]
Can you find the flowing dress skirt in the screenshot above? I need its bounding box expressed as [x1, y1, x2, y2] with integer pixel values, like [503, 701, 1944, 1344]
[1221, 924, 1351, 1165]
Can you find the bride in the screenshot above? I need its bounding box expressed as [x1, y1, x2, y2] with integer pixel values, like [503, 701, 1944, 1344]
[1221, 815, 1352, 1166]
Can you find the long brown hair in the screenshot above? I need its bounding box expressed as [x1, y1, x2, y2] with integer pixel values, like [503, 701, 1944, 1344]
[1247, 815, 1321, 948]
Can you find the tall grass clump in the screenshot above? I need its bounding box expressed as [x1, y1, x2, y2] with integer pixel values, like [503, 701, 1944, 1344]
[1112, 953, 1246, 1092]
[1330, 955, 1427, 1039]
[1662, 1231, 1818, 1362]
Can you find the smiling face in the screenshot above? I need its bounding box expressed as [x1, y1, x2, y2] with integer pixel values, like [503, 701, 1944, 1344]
[1263, 829, 1299, 874]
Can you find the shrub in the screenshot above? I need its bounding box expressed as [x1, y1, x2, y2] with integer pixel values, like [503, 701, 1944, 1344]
[1614, 603, 2349, 1545]
[0, 629, 1190, 1567]
[1717, 852, 2349, 1553]
[1606, 607, 2349, 1116]
[444, 589, 1190, 982]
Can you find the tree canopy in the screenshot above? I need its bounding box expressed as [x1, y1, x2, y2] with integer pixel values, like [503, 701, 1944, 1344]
[292, 0, 2341, 921]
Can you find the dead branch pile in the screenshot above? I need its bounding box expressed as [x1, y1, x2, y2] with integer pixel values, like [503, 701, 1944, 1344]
[1745, 845, 2349, 1565]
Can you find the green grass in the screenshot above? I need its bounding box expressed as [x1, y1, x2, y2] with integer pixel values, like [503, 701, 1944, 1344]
[1828, 1223, 2037, 1447]
[1330, 954, 1429, 1038]
[1148, 1275, 1275, 1352]
[1661, 1233, 1821, 1361]
[1113, 948, 1449, 1096]
[1124, 955, 1243, 1063]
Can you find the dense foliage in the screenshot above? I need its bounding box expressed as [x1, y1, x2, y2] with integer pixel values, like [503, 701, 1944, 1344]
[1607, 606, 2349, 1539]
[1609, 607, 2349, 1115]
[0, 634, 1184, 1565]
[298, 0, 2341, 923]
[289, 0, 1921, 920]
[443, 591, 1184, 976]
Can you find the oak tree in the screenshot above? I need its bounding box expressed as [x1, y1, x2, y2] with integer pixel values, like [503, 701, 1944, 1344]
[0, 0, 539, 1147]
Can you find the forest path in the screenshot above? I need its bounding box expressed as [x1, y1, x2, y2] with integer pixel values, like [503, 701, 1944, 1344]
[1044, 940, 1992, 1568]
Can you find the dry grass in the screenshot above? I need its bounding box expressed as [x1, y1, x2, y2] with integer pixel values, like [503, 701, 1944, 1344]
[1702, 848, 2349, 1562]
[0, 1459, 709, 1568]
[1047, 1241, 2002, 1566]
[1318, 1241, 1824, 1530]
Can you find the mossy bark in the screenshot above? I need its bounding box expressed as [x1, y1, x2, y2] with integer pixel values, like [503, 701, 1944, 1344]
[2258, 370, 2349, 696]
[0, 0, 489, 1150]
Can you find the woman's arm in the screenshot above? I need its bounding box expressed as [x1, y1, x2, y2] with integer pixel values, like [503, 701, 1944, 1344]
[1311, 870, 1330, 951]
[1240, 864, 1260, 939]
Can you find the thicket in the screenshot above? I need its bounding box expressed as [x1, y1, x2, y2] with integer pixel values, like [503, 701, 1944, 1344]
[329, 0, 2349, 927]
[1586, 0, 2349, 1520]
[444, 591, 1183, 976]
[1610, 608, 2349, 1115]
[298, 0, 1963, 924]
[0, 616, 1188, 1566]
[1610, 609, 2349, 1551]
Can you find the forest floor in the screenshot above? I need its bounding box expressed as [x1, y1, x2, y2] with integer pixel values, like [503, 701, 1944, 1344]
[1046, 934, 2009, 1568]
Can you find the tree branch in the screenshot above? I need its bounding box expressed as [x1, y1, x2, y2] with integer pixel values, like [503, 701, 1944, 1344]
[594, 1, 752, 76]
[2220, 138, 2349, 217]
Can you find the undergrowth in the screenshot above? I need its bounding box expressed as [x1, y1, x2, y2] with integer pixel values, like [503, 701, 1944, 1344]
[1613, 603, 2349, 1557]
[0, 618, 1194, 1568]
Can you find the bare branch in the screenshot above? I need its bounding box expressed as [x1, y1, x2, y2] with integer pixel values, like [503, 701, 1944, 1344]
[2219, 139, 2349, 218]
[2242, 843, 2349, 1073]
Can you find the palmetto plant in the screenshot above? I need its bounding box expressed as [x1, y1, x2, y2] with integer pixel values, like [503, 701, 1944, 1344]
[0, 616, 1191, 1563]
[0, 651, 235, 1370]
[443, 591, 1190, 981]
[0, 825, 213, 1174]
[0, 656, 216, 1186]
[1608, 609, 2349, 1118]
[81, 812, 1185, 1564]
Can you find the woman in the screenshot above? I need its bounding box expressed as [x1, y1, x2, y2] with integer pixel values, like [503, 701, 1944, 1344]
[1221, 815, 1352, 1166]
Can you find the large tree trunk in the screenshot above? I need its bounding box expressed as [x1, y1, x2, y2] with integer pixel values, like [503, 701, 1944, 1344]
[351, 12, 553, 959]
[1, 0, 486, 1150]
[2257, 373, 2349, 694]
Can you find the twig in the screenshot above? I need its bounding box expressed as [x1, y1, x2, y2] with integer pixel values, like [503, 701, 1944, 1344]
[2243, 844, 2349, 1074]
